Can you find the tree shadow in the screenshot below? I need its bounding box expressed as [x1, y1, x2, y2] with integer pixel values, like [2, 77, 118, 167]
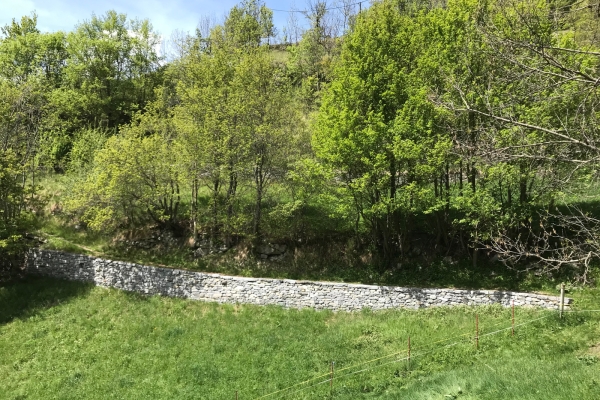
[0, 277, 93, 325]
[381, 260, 530, 291]
[563, 199, 600, 216]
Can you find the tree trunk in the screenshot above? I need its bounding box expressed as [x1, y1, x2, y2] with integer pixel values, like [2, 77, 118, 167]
[470, 161, 476, 193]
[459, 160, 463, 196]
[253, 154, 266, 237]
[519, 163, 527, 204]
[225, 162, 237, 247]
[211, 178, 220, 245]
[192, 174, 198, 239]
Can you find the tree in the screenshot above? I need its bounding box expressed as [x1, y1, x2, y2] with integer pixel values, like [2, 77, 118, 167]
[62, 10, 163, 130]
[0, 78, 43, 272]
[288, 0, 340, 108]
[0, 13, 65, 170]
[174, 1, 297, 245]
[0, 13, 43, 83]
[174, 30, 246, 245]
[231, 48, 301, 237]
[0, 10, 165, 170]
[66, 131, 181, 232]
[224, 0, 276, 47]
[0, 77, 46, 216]
[315, 1, 454, 263]
[441, 0, 600, 278]
[0, 149, 31, 273]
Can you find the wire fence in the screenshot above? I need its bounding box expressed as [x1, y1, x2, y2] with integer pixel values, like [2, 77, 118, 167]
[248, 306, 600, 399]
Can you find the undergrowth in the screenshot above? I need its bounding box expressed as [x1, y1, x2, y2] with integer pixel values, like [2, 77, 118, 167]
[37, 214, 578, 294]
[34, 171, 600, 294]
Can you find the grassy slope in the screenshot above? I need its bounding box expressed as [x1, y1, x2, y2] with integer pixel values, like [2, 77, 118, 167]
[1, 278, 599, 399]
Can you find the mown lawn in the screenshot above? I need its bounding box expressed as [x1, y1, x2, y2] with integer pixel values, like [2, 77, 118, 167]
[1, 278, 599, 399]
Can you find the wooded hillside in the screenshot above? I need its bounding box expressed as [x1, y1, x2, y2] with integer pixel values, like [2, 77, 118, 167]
[3, 0, 600, 284]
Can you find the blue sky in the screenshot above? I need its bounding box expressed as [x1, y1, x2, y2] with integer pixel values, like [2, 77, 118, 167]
[1, 0, 317, 39]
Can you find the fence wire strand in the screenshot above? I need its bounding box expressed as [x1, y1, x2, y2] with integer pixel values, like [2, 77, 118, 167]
[252, 309, 574, 399]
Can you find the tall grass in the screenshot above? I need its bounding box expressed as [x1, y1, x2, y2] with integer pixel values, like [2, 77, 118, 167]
[1, 278, 599, 399]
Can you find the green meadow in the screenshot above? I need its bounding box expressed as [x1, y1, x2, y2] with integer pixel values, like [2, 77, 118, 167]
[1, 278, 599, 399]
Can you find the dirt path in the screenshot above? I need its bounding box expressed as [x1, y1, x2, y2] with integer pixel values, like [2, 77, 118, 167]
[40, 233, 104, 257]
[39, 232, 174, 269]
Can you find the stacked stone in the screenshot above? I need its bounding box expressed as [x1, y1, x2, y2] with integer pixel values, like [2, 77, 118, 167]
[26, 249, 571, 311]
[26, 249, 95, 282]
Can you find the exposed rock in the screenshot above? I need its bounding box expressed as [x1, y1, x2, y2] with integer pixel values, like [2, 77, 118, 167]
[192, 248, 208, 258]
[442, 256, 455, 265]
[49, 202, 62, 215]
[270, 253, 286, 262]
[186, 236, 198, 249]
[256, 243, 287, 260]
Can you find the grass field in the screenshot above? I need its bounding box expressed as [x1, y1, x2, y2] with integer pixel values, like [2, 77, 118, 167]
[1, 278, 599, 399]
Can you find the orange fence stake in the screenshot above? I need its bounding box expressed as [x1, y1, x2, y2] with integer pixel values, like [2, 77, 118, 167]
[476, 314, 479, 350]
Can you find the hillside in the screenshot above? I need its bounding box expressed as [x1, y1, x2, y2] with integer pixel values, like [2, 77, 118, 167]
[4, 0, 600, 284]
[1, 278, 599, 399]
[4, 1, 600, 399]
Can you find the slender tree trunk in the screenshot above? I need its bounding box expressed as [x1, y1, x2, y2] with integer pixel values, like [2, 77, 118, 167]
[470, 161, 476, 193]
[253, 154, 266, 237]
[389, 157, 396, 200]
[173, 180, 180, 227]
[31, 159, 35, 202]
[469, 111, 476, 193]
[212, 178, 220, 245]
[20, 169, 26, 213]
[192, 173, 198, 239]
[459, 160, 463, 196]
[225, 162, 237, 247]
[519, 163, 527, 204]
[445, 162, 450, 213]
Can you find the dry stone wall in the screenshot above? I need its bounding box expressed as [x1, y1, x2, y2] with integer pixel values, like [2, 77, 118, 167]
[26, 249, 571, 311]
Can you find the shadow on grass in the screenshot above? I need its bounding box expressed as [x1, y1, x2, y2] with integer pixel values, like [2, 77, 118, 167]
[564, 198, 600, 216]
[383, 260, 538, 291]
[0, 277, 92, 325]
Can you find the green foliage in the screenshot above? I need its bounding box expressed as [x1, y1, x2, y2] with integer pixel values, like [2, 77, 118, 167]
[0, 13, 66, 84]
[315, 1, 458, 261]
[0, 59, 43, 262]
[174, 23, 306, 243]
[0, 78, 46, 160]
[224, 0, 275, 47]
[266, 157, 356, 240]
[62, 10, 163, 129]
[65, 132, 181, 232]
[0, 150, 35, 262]
[6, 0, 600, 276]
[0, 151, 25, 245]
[286, 2, 339, 109]
[0, 9, 164, 168]
[67, 128, 108, 172]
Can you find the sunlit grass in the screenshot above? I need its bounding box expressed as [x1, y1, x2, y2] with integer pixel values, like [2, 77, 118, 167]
[1, 278, 599, 399]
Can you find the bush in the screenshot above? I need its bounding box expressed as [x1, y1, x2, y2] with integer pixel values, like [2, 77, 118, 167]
[0, 150, 35, 279]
